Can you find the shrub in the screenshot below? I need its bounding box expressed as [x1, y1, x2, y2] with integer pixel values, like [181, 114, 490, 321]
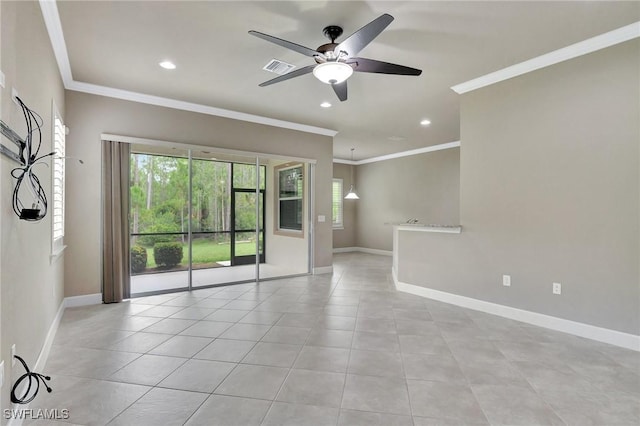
[130, 245, 148, 273]
[137, 223, 178, 246]
[153, 242, 183, 268]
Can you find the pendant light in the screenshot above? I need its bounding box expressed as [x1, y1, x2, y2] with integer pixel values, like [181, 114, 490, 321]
[344, 148, 359, 200]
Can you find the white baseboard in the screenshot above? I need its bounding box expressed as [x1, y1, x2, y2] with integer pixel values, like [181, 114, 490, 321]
[34, 301, 65, 372]
[333, 247, 393, 257]
[333, 247, 357, 253]
[7, 298, 68, 426]
[7, 292, 103, 425]
[313, 266, 334, 275]
[64, 293, 102, 308]
[392, 270, 640, 352]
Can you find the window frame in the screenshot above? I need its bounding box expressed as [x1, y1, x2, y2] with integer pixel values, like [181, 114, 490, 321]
[332, 178, 344, 229]
[51, 101, 66, 261]
[274, 162, 305, 237]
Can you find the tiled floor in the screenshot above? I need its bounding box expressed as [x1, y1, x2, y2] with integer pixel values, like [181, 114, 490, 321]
[26, 253, 639, 425]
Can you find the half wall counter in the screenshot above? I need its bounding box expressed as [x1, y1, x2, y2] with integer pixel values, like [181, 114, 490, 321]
[389, 223, 462, 287]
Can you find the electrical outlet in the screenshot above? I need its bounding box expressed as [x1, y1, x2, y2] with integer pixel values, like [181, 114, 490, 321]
[11, 344, 16, 366]
[553, 282, 562, 295]
[502, 275, 511, 287]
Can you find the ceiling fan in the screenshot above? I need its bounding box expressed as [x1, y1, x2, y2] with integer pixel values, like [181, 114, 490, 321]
[249, 13, 422, 102]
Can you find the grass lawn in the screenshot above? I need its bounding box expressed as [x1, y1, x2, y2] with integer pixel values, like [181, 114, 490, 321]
[144, 239, 257, 268]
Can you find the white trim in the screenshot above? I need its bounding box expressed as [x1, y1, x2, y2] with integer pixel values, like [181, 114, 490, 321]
[313, 266, 334, 275]
[333, 159, 358, 166]
[49, 244, 67, 264]
[102, 133, 318, 165]
[71, 81, 337, 137]
[64, 293, 103, 308]
[394, 225, 462, 234]
[333, 247, 357, 253]
[451, 21, 640, 94]
[333, 247, 393, 257]
[333, 141, 460, 165]
[6, 292, 102, 425]
[35, 301, 64, 372]
[38, 1, 337, 138]
[393, 275, 640, 352]
[6, 299, 65, 426]
[39, 0, 73, 87]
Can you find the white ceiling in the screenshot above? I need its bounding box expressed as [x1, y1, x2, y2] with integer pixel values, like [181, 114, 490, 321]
[55, 1, 639, 160]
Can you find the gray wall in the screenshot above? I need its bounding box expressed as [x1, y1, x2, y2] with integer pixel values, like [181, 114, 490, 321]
[399, 40, 639, 334]
[0, 1, 66, 417]
[64, 92, 333, 297]
[353, 148, 461, 251]
[332, 162, 357, 248]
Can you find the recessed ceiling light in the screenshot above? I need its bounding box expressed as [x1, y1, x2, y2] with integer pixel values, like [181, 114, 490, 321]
[159, 61, 176, 70]
[420, 119, 431, 126]
[320, 102, 332, 108]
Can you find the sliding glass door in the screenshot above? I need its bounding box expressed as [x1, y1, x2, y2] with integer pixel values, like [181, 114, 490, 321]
[128, 144, 311, 296]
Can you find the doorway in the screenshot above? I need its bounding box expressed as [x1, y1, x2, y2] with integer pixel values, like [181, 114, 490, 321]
[231, 189, 265, 265]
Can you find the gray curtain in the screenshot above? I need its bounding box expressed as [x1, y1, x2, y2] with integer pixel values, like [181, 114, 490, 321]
[102, 141, 130, 303]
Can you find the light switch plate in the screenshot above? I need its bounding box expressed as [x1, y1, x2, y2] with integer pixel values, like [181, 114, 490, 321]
[0, 360, 4, 388]
[0, 70, 5, 89]
[318, 215, 326, 223]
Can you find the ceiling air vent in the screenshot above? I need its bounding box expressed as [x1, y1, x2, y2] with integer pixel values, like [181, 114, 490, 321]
[263, 59, 295, 75]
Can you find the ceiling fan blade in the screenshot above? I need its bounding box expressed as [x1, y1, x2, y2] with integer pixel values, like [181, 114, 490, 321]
[334, 14, 394, 57]
[332, 81, 348, 102]
[349, 57, 422, 76]
[258, 64, 316, 87]
[249, 30, 320, 58]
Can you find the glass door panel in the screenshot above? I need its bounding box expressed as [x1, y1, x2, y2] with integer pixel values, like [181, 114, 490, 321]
[129, 146, 190, 295]
[191, 152, 259, 287]
[190, 158, 231, 274]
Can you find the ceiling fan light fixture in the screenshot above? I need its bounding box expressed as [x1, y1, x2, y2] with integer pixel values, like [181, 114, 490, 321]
[313, 62, 353, 85]
[159, 60, 176, 70]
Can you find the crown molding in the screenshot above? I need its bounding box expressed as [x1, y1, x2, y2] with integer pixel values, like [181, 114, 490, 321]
[38, 1, 337, 138]
[39, 0, 73, 87]
[333, 159, 358, 165]
[333, 141, 460, 165]
[451, 21, 640, 94]
[68, 81, 337, 136]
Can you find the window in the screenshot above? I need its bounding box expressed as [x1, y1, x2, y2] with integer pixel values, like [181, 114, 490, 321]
[276, 163, 304, 234]
[52, 105, 65, 255]
[332, 178, 343, 229]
